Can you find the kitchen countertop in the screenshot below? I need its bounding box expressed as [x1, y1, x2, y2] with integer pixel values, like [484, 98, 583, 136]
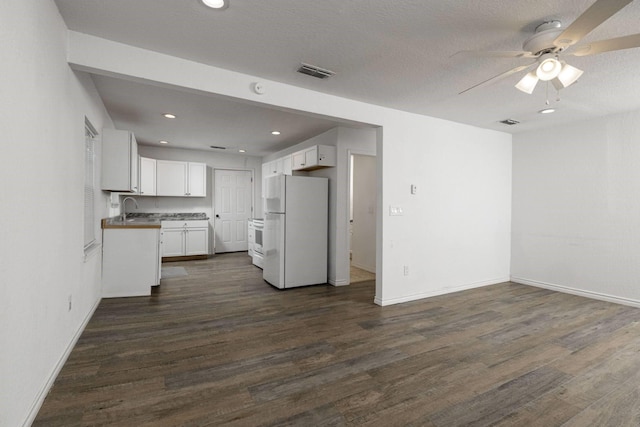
[102, 217, 161, 229]
[125, 212, 209, 221]
[102, 212, 209, 229]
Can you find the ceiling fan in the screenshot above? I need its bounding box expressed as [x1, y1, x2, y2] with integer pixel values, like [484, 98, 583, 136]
[459, 0, 640, 95]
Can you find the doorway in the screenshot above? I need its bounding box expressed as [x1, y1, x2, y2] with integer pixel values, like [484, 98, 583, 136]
[349, 153, 377, 283]
[213, 169, 253, 253]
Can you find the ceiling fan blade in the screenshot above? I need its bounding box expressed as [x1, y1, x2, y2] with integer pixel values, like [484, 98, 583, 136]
[571, 33, 640, 56]
[451, 50, 536, 59]
[553, 0, 634, 49]
[458, 62, 537, 95]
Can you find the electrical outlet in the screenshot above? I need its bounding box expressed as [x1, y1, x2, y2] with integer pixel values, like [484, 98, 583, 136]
[68, 295, 72, 312]
[403, 265, 409, 276]
[389, 205, 404, 216]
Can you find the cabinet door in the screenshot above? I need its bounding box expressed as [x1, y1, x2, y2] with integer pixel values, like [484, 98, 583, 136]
[101, 129, 138, 192]
[282, 155, 292, 175]
[262, 163, 271, 195]
[292, 151, 306, 170]
[130, 134, 139, 193]
[162, 229, 185, 256]
[187, 162, 206, 197]
[185, 228, 208, 255]
[139, 156, 156, 196]
[156, 160, 187, 196]
[304, 146, 318, 168]
[247, 223, 255, 256]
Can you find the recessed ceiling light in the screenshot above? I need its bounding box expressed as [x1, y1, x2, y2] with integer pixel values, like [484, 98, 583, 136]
[162, 113, 176, 119]
[239, 149, 246, 153]
[159, 140, 169, 144]
[538, 108, 556, 114]
[271, 131, 281, 135]
[201, 0, 228, 9]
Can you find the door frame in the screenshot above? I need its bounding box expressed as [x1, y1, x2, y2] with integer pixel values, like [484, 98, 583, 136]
[212, 167, 255, 253]
[345, 149, 377, 285]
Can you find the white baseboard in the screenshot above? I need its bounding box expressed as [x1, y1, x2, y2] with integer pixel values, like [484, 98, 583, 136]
[374, 277, 510, 306]
[24, 297, 101, 427]
[511, 277, 640, 308]
[329, 278, 349, 287]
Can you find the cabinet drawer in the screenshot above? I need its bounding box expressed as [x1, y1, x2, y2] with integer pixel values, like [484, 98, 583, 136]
[161, 220, 209, 229]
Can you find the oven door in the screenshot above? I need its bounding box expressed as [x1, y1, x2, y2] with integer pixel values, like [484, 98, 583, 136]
[253, 223, 264, 255]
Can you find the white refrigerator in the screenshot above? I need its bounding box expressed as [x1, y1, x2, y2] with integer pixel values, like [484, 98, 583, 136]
[263, 175, 328, 289]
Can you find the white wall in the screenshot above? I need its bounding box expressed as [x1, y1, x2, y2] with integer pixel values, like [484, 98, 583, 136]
[135, 146, 262, 253]
[512, 110, 640, 306]
[0, 2, 114, 426]
[377, 121, 512, 304]
[66, 31, 513, 307]
[352, 154, 377, 273]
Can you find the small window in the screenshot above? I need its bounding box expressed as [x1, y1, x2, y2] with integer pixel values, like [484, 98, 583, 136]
[84, 119, 98, 254]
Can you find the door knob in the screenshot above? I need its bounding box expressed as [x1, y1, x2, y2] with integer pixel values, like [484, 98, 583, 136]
[216, 214, 220, 218]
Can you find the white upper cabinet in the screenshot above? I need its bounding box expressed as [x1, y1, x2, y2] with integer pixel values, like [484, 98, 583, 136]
[292, 145, 336, 171]
[101, 129, 139, 192]
[156, 160, 207, 197]
[156, 160, 187, 196]
[187, 162, 206, 197]
[281, 155, 292, 175]
[139, 156, 156, 196]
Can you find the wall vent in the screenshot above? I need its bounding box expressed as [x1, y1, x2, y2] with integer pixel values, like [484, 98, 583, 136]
[210, 145, 226, 150]
[499, 119, 520, 125]
[297, 63, 336, 79]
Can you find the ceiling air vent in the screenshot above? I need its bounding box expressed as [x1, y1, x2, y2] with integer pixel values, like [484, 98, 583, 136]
[210, 145, 226, 150]
[499, 119, 520, 125]
[297, 63, 336, 79]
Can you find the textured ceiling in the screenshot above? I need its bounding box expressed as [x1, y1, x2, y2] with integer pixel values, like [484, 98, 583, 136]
[55, 0, 640, 153]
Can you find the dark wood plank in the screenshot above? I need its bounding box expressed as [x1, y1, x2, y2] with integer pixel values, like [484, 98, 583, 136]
[33, 252, 640, 426]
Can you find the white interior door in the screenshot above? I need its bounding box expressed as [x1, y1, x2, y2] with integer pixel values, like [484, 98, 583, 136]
[214, 169, 253, 253]
[351, 154, 377, 273]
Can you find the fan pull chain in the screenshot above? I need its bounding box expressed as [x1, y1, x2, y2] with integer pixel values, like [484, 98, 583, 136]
[545, 81, 550, 105]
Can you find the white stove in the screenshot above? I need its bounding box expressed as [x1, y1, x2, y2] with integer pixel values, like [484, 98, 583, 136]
[249, 218, 264, 269]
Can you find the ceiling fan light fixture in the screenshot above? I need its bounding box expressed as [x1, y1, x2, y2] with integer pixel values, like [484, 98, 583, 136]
[536, 56, 562, 81]
[515, 72, 539, 94]
[554, 63, 584, 89]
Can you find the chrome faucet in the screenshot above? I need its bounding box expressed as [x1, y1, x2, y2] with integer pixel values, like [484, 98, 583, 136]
[121, 196, 138, 221]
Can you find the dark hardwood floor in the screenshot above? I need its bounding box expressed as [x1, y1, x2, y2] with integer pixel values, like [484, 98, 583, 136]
[34, 252, 640, 426]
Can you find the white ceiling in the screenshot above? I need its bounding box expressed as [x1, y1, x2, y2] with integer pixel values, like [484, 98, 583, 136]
[55, 0, 640, 154]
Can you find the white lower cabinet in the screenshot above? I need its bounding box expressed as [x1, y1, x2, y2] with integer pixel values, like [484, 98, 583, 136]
[102, 227, 159, 297]
[161, 220, 209, 257]
[185, 228, 208, 255]
[162, 228, 186, 257]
